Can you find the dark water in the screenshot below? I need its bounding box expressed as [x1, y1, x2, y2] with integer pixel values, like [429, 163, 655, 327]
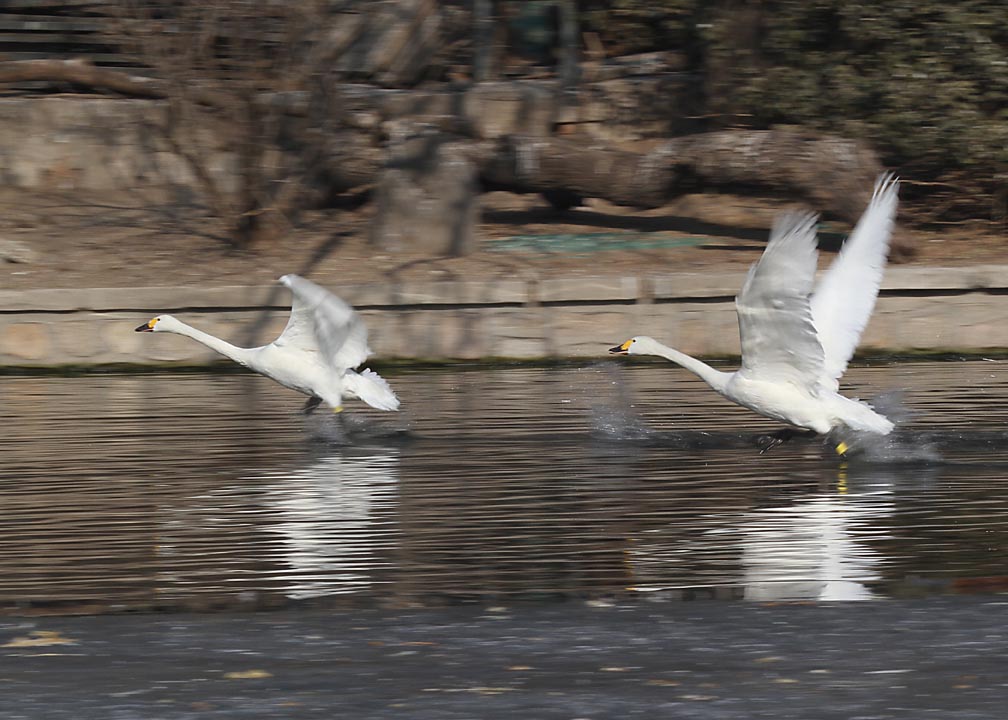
[2, 360, 1008, 614]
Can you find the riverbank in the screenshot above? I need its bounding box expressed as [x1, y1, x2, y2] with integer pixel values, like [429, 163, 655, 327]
[2, 187, 1006, 366]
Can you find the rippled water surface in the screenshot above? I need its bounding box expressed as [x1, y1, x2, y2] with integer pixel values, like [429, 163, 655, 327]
[3, 361, 1008, 614]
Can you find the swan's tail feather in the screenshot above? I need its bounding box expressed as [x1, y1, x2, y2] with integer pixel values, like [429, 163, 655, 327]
[840, 397, 895, 435]
[343, 368, 400, 411]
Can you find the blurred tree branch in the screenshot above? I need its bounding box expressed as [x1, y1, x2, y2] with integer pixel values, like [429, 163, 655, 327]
[101, 0, 347, 248]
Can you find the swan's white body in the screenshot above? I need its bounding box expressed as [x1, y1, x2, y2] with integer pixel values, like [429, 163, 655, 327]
[612, 175, 899, 436]
[136, 274, 398, 412]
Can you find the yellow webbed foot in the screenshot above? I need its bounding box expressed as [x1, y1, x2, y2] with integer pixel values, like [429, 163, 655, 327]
[836, 441, 849, 456]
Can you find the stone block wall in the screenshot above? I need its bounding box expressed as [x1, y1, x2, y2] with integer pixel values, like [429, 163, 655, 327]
[2, 267, 1007, 368]
[0, 97, 233, 195]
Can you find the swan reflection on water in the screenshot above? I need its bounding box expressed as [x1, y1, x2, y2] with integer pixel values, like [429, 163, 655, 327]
[734, 482, 893, 601]
[151, 448, 402, 605]
[253, 450, 400, 599]
[623, 465, 902, 602]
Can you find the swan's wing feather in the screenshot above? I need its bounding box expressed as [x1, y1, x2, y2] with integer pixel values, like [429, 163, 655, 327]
[736, 211, 825, 387]
[810, 174, 899, 387]
[276, 275, 371, 371]
[274, 280, 322, 353]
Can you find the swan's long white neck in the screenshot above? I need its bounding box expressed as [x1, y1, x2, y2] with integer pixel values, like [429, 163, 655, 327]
[166, 321, 255, 367]
[637, 339, 732, 393]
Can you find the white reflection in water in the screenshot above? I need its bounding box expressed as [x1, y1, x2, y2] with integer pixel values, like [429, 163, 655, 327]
[736, 484, 893, 601]
[253, 451, 400, 599]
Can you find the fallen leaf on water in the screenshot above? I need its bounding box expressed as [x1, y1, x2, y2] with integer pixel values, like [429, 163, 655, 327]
[2, 631, 77, 648]
[223, 670, 273, 679]
[424, 686, 515, 695]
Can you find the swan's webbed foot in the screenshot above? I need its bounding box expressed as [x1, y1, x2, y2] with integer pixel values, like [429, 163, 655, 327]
[302, 395, 323, 415]
[756, 431, 790, 454]
[755, 428, 816, 454]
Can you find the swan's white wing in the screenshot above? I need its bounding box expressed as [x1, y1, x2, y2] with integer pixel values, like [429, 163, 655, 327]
[810, 174, 899, 388]
[275, 274, 371, 371]
[736, 211, 825, 388]
[273, 278, 322, 354]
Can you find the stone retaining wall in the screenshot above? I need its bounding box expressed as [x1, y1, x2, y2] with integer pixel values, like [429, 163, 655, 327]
[0, 97, 235, 195]
[0, 81, 688, 196]
[1, 266, 1006, 367]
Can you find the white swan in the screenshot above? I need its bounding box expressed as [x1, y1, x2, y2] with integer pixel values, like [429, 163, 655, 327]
[135, 274, 399, 413]
[610, 174, 899, 446]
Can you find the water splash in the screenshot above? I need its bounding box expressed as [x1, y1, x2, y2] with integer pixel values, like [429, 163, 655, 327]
[833, 390, 940, 462]
[583, 363, 763, 450]
[302, 410, 413, 446]
[835, 429, 942, 464]
[584, 362, 658, 442]
[870, 389, 912, 425]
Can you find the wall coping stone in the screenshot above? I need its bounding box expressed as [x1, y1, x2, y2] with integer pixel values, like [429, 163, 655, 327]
[2, 265, 1006, 314]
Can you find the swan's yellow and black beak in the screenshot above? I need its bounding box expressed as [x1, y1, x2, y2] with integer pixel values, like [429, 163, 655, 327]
[609, 340, 632, 355]
[135, 318, 156, 332]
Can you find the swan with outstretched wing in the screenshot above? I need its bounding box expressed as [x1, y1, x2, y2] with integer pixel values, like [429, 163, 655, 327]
[136, 274, 399, 413]
[610, 174, 899, 451]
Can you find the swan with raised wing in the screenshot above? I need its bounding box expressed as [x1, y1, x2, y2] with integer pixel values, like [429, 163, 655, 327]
[136, 274, 399, 414]
[610, 175, 899, 451]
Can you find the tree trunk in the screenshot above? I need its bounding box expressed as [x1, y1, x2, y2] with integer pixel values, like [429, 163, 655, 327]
[370, 125, 480, 256]
[478, 128, 882, 223]
[480, 135, 677, 209]
[661, 127, 883, 223]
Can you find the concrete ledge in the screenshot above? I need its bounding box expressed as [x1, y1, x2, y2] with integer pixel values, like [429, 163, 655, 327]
[879, 265, 1008, 291]
[2, 266, 1007, 367]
